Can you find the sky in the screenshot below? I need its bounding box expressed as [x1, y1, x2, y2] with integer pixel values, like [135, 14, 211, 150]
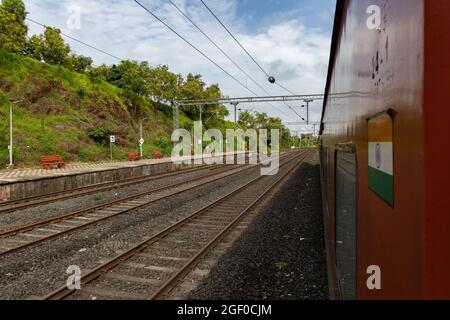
[24, 0, 336, 135]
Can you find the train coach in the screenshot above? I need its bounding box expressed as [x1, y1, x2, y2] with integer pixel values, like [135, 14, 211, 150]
[320, 0, 450, 299]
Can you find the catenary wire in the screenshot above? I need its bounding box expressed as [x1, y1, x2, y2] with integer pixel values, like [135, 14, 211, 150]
[26, 17, 125, 62]
[133, 0, 259, 97]
[199, 0, 299, 96]
[166, 0, 292, 118]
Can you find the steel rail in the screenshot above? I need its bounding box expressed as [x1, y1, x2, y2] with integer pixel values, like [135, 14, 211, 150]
[150, 151, 313, 299]
[0, 164, 221, 214]
[0, 154, 289, 257]
[42, 150, 309, 300]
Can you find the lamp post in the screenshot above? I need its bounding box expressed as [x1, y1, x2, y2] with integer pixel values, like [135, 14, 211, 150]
[139, 117, 148, 159]
[7, 99, 23, 168]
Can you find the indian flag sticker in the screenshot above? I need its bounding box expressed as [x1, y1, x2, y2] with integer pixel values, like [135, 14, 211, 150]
[368, 112, 394, 207]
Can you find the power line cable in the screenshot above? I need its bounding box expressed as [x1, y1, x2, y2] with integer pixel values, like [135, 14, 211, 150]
[166, 0, 292, 118]
[199, 0, 299, 96]
[135, 0, 296, 121]
[276, 82, 297, 96]
[167, 0, 268, 96]
[133, 0, 258, 97]
[26, 17, 125, 62]
[199, 0, 270, 78]
[27, 10, 298, 122]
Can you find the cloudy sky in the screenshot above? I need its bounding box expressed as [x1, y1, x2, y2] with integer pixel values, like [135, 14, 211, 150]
[24, 0, 336, 134]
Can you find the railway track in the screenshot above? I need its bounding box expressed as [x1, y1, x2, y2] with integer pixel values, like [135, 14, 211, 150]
[42, 150, 312, 300]
[0, 163, 223, 215]
[0, 153, 290, 257]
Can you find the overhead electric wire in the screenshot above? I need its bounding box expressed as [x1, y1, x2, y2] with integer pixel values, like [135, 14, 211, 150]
[26, 17, 125, 62]
[165, 0, 291, 119]
[171, 0, 299, 119]
[167, 0, 267, 96]
[133, 0, 259, 98]
[199, 0, 270, 78]
[199, 0, 299, 97]
[275, 82, 297, 96]
[27, 7, 300, 122]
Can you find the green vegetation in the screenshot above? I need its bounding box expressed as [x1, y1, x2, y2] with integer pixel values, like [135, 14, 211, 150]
[297, 134, 320, 148]
[0, 49, 180, 166]
[275, 261, 289, 271]
[0, 0, 27, 54]
[0, 0, 297, 168]
[238, 110, 293, 150]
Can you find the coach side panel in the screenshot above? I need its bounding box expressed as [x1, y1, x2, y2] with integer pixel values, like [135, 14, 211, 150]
[321, 0, 425, 299]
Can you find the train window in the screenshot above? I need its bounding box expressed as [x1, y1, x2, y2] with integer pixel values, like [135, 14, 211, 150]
[335, 149, 357, 300]
[321, 147, 328, 215]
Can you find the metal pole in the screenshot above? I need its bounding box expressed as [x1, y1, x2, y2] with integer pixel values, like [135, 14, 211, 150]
[110, 141, 113, 161]
[231, 102, 239, 124]
[306, 101, 310, 125]
[303, 99, 313, 125]
[139, 119, 143, 158]
[172, 102, 179, 131]
[9, 103, 13, 167]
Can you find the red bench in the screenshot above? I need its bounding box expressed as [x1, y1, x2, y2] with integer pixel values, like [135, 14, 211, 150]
[153, 151, 163, 159]
[40, 155, 65, 170]
[128, 152, 140, 161]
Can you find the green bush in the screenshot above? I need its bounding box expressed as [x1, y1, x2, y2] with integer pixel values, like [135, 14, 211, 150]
[87, 126, 112, 145]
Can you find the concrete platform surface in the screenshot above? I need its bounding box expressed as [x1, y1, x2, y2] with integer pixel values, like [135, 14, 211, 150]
[0, 158, 171, 184]
[0, 151, 267, 184]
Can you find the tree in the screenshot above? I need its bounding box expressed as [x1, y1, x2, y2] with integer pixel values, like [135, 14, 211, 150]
[2, 0, 26, 21]
[23, 34, 43, 60]
[105, 60, 151, 97]
[147, 65, 182, 103]
[39, 27, 71, 65]
[88, 64, 109, 80]
[180, 74, 208, 119]
[69, 54, 93, 73]
[181, 73, 206, 101]
[23, 27, 71, 65]
[0, 0, 28, 53]
[237, 111, 292, 149]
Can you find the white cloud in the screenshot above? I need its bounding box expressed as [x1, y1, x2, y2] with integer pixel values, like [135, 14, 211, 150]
[24, 0, 332, 129]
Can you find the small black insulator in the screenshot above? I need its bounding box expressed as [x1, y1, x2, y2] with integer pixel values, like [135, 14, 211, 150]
[268, 76, 276, 84]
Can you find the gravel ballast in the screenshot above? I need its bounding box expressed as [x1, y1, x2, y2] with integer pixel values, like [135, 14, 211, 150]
[0, 166, 230, 231]
[189, 160, 329, 300]
[0, 162, 271, 299]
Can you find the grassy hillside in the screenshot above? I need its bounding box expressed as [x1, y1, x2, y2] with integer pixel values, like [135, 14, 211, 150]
[0, 50, 194, 167]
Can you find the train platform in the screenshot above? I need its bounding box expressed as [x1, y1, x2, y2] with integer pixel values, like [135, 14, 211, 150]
[0, 151, 260, 184]
[0, 158, 172, 184]
[0, 151, 271, 202]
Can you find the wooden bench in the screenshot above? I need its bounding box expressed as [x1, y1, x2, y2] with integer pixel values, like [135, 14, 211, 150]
[128, 152, 140, 161]
[40, 155, 65, 170]
[153, 151, 163, 159]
